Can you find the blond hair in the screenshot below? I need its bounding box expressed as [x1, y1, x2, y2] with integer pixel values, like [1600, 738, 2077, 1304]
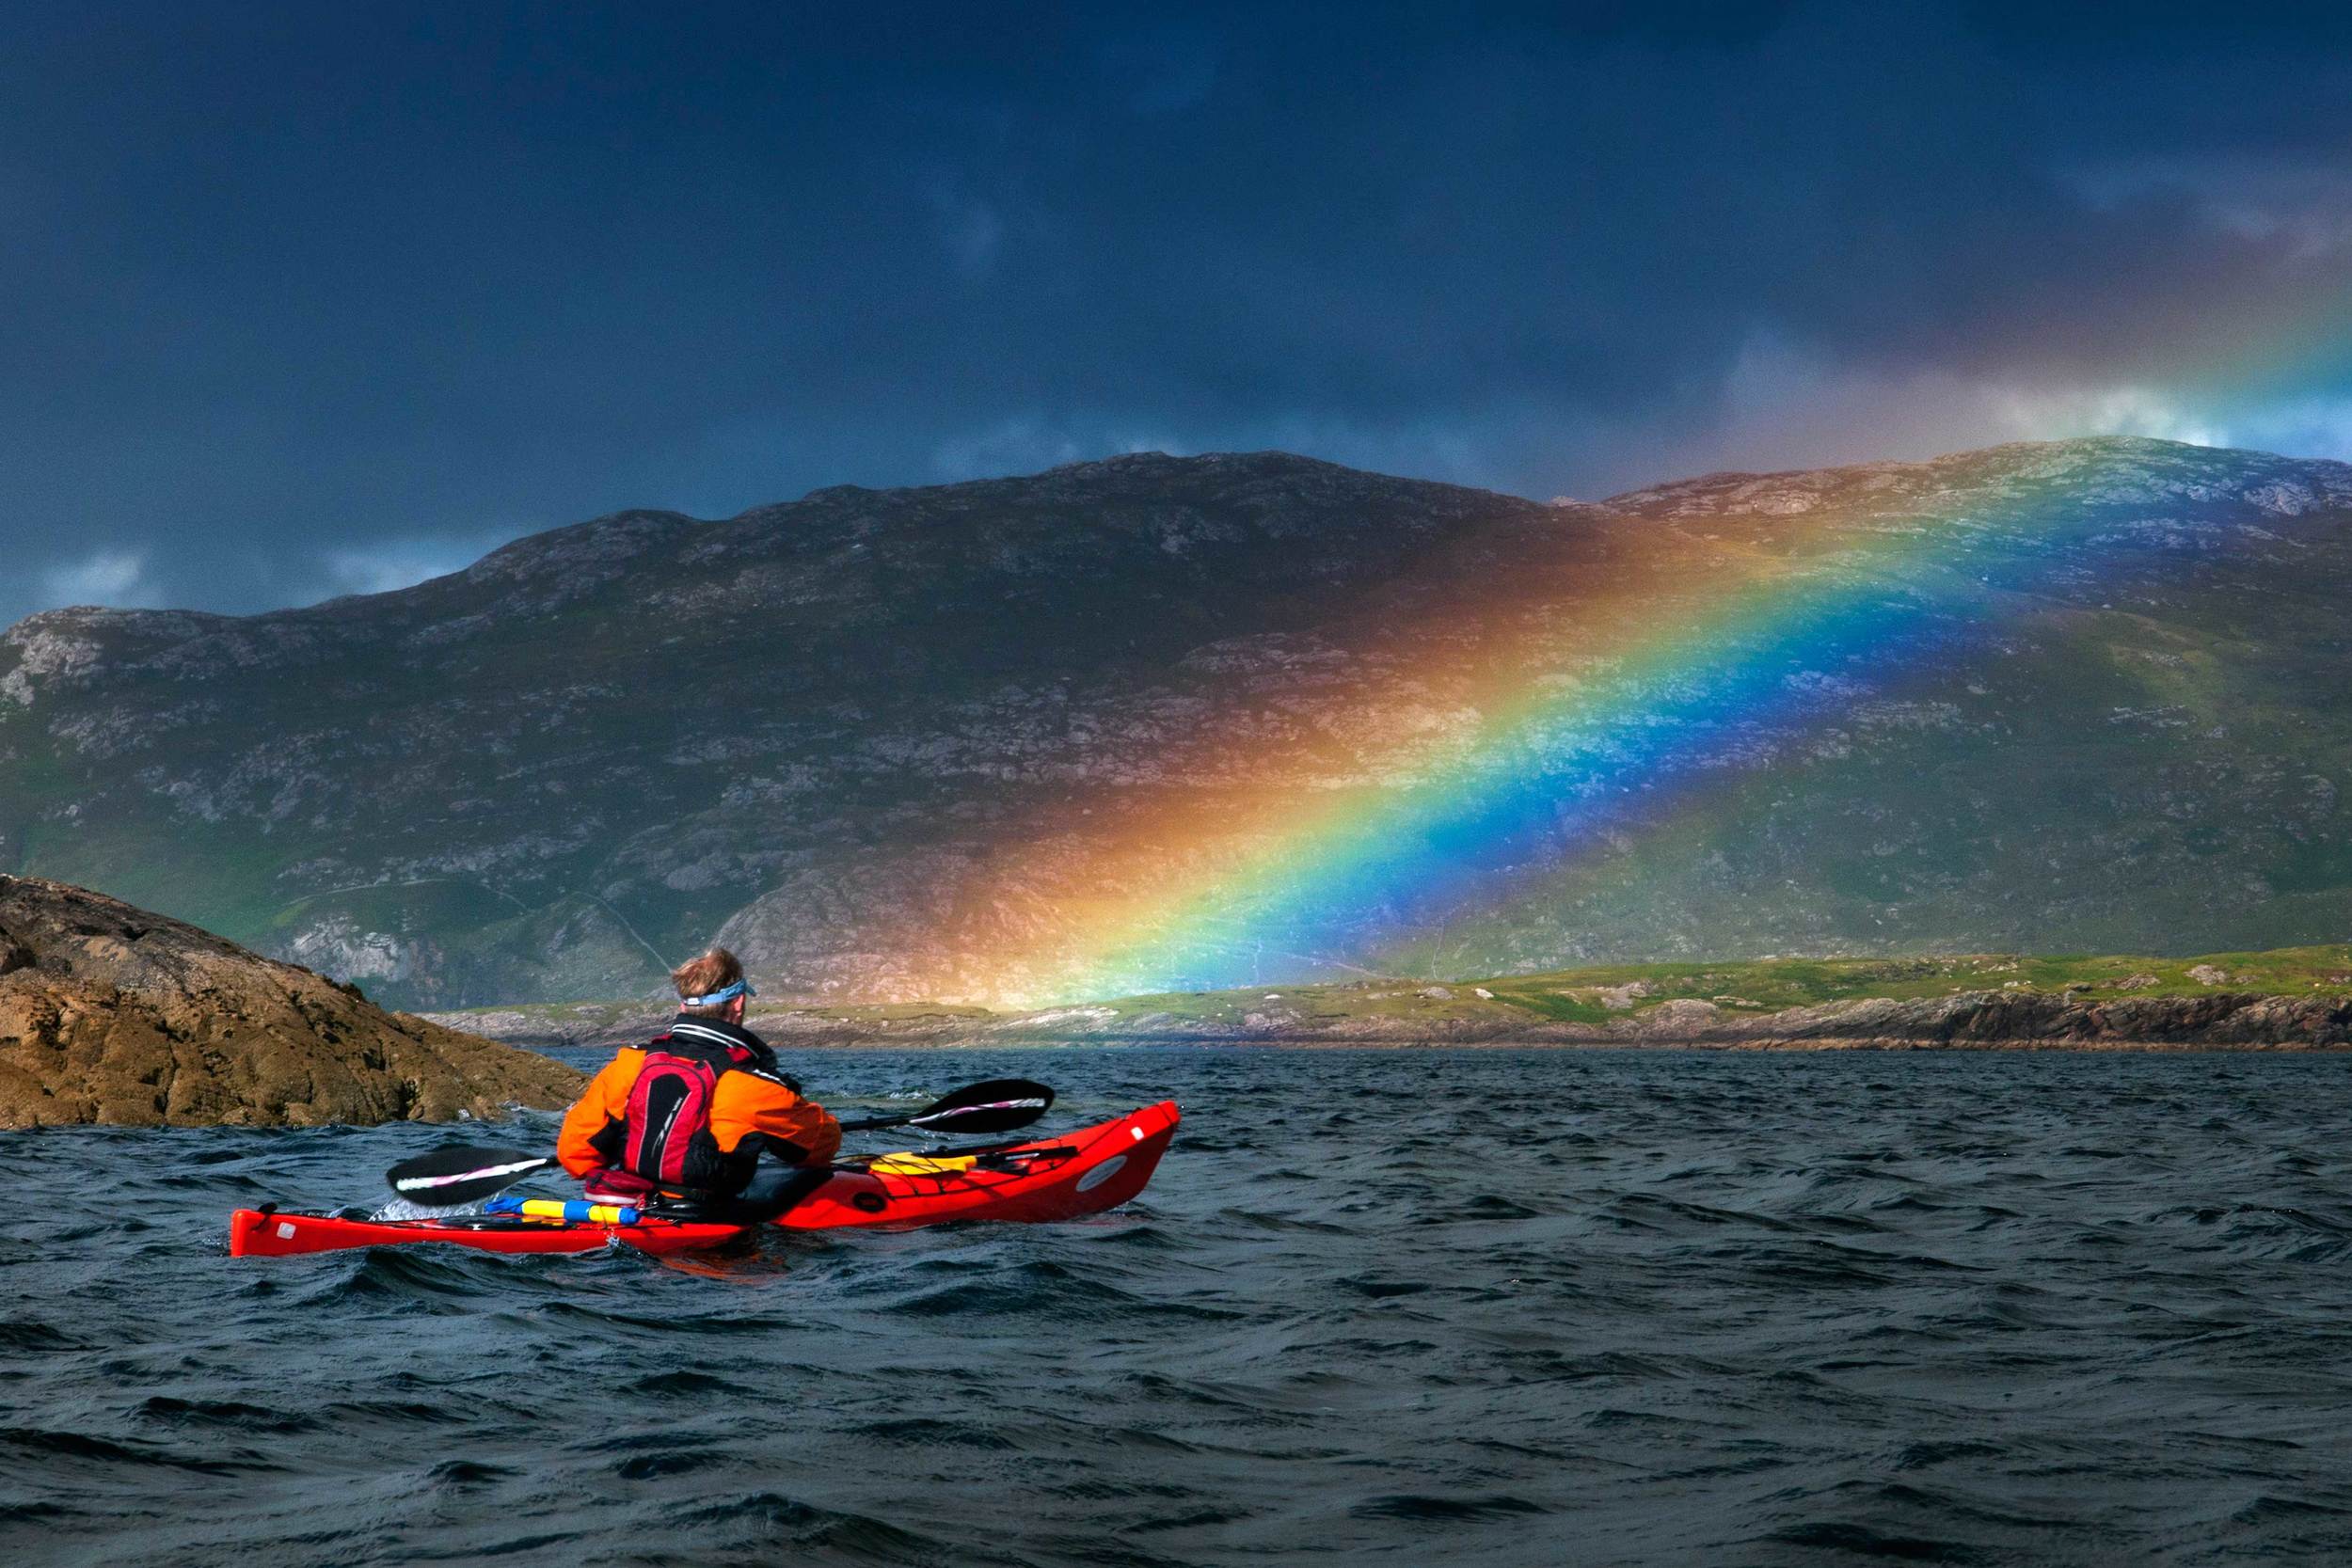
[670, 946, 745, 1019]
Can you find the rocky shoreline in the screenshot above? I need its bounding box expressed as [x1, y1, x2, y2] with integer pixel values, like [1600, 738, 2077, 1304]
[0, 878, 582, 1127]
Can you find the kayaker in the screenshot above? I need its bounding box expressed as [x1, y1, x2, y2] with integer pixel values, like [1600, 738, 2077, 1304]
[556, 946, 840, 1220]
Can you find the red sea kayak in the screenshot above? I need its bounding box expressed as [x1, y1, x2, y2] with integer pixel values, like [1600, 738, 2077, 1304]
[229, 1101, 1178, 1259]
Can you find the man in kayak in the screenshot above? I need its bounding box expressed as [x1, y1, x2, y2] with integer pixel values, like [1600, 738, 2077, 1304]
[557, 946, 840, 1220]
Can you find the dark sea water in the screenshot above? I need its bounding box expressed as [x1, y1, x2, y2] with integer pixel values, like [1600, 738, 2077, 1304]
[8, 1047, 2352, 1567]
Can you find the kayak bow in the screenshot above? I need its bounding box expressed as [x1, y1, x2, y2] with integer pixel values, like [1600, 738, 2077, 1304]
[230, 1101, 1178, 1259]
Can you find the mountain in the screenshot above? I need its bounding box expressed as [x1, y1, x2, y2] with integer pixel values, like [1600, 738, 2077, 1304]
[0, 876, 580, 1126]
[2, 436, 2348, 1008]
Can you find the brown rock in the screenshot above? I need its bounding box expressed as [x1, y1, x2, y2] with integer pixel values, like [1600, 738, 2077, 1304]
[0, 877, 582, 1128]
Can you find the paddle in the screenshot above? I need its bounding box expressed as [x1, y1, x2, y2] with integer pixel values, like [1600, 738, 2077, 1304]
[833, 1078, 1055, 1135]
[385, 1145, 555, 1207]
[380, 1079, 1057, 1204]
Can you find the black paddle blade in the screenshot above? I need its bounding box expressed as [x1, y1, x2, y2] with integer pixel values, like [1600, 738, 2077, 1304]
[904, 1078, 1055, 1134]
[386, 1144, 553, 1205]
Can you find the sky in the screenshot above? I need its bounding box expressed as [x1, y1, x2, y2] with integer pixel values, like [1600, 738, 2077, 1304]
[6, 1, 2352, 626]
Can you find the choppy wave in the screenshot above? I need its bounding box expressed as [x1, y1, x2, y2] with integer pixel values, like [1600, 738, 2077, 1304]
[7, 1048, 2352, 1565]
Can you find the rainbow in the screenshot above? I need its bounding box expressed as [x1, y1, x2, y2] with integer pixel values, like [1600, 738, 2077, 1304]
[988, 447, 2229, 1005]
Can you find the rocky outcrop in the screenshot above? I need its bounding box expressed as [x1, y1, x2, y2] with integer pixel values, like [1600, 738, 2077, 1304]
[0, 877, 581, 1126]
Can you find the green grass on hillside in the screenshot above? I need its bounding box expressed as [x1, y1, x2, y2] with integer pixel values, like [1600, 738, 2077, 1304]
[1468, 944, 2352, 1021]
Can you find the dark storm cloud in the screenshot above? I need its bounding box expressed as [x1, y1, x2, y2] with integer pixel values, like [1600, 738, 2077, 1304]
[6, 1, 2350, 624]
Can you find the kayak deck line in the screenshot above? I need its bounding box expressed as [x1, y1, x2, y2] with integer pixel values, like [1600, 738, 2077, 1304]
[229, 1101, 1179, 1259]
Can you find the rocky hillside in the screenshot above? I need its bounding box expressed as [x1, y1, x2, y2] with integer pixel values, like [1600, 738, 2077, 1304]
[2, 437, 2349, 1007]
[0, 877, 580, 1126]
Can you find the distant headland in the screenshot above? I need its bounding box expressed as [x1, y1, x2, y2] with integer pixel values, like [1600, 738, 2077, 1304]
[431, 944, 2352, 1053]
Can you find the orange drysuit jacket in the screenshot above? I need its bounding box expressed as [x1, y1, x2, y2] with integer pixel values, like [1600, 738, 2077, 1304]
[557, 1046, 842, 1181]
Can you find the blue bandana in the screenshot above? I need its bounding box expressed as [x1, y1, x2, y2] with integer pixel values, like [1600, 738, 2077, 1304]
[681, 978, 755, 1007]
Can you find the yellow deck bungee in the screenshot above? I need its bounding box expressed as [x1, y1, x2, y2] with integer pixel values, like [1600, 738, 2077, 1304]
[865, 1153, 980, 1176]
